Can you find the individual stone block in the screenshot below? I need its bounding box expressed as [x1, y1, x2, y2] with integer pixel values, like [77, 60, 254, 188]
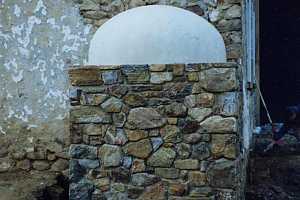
[51, 159, 69, 171]
[123, 139, 152, 159]
[131, 159, 146, 173]
[125, 129, 148, 141]
[164, 102, 187, 117]
[214, 92, 239, 116]
[199, 68, 237, 92]
[168, 181, 188, 196]
[160, 125, 182, 143]
[122, 156, 133, 169]
[0, 158, 13, 172]
[131, 173, 160, 187]
[189, 187, 213, 197]
[80, 93, 108, 105]
[172, 64, 185, 76]
[211, 134, 237, 159]
[188, 171, 207, 186]
[200, 116, 237, 133]
[174, 159, 199, 169]
[126, 107, 167, 129]
[184, 93, 215, 108]
[191, 142, 210, 160]
[16, 159, 31, 171]
[225, 5, 242, 19]
[101, 97, 123, 113]
[102, 70, 120, 84]
[155, 168, 180, 179]
[99, 144, 123, 167]
[207, 158, 236, 188]
[69, 178, 94, 200]
[78, 159, 100, 169]
[150, 72, 173, 84]
[147, 147, 176, 167]
[122, 65, 150, 83]
[176, 143, 191, 159]
[32, 161, 50, 171]
[26, 148, 47, 160]
[188, 108, 212, 122]
[151, 137, 163, 152]
[69, 68, 102, 86]
[123, 93, 145, 107]
[94, 177, 110, 192]
[70, 106, 112, 124]
[113, 112, 127, 127]
[105, 127, 128, 145]
[70, 144, 98, 159]
[138, 182, 166, 199]
[150, 64, 166, 72]
[183, 133, 210, 144]
[187, 72, 199, 82]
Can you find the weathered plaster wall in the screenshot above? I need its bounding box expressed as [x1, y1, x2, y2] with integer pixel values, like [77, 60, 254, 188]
[0, 0, 92, 159]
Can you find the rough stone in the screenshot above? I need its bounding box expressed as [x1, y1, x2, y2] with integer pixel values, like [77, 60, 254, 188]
[191, 142, 210, 160]
[172, 64, 185, 76]
[102, 70, 120, 84]
[126, 107, 167, 129]
[174, 159, 199, 169]
[176, 143, 191, 159]
[69, 68, 102, 86]
[160, 125, 182, 143]
[77, 159, 99, 170]
[131, 173, 160, 187]
[155, 168, 180, 179]
[189, 187, 213, 197]
[99, 144, 123, 167]
[0, 158, 13, 172]
[211, 134, 236, 159]
[184, 93, 215, 108]
[150, 72, 173, 84]
[225, 5, 242, 19]
[122, 156, 133, 169]
[180, 120, 200, 134]
[80, 93, 108, 105]
[94, 177, 110, 192]
[188, 108, 212, 122]
[16, 159, 31, 171]
[125, 129, 148, 141]
[138, 182, 166, 200]
[214, 92, 239, 116]
[168, 181, 187, 196]
[183, 133, 206, 144]
[187, 72, 199, 82]
[200, 116, 237, 133]
[51, 159, 69, 171]
[69, 179, 94, 200]
[123, 93, 145, 107]
[131, 159, 146, 173]
[70, 106, 112, 124]
[32, 161, 50, 171]
[151, 137, 164, 152]
[188, 171, 207, 186]
[105, 127, 128, 145]
[101, 97, 123, 113]
[70, 144, 98, 159]
[123, 139, 152, 159]
[113, 112, 127, 127]
[122, 65, 150, 83]
[150, 64, 166, 72]
[147, 147, 176, 167]
[164, 102, 187, 117]
[127, 185, 144, 199]
[207, 159, 236, 188]
[199, 68, 237, 92]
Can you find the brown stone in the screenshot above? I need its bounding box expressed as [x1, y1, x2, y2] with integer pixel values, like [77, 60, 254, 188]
[188, 108, 212, 122]
[168, 181, 187, 196]
[172, 64, 185, 76]
[138, 182, 166, 200]
[94, 177, 110, 192]
[32, 161, 50, 171]
[174, 159, 199, 170]
[164, 102, 187, 117]
[98, 144, 123, 167]
[123, 139, 152, 159]
[150, 64, 166, 72]
[200, 116, 237, 133]
[211, 134, 237, 159]
[184, 93, 215, 108]
[160, 125, 181, 143]
[123, 93, 145, 107]
[16, 159, 31, 171]
[126, 129, 148, 141]
[69, 68, 102, 86]
[188, 171, 207, 186]
[51, 159, 69, 171]
[131, 159, 146, 173]
[147, 147, 176, 167]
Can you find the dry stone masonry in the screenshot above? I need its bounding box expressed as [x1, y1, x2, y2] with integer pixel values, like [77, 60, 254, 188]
[68, 63, 243, 200]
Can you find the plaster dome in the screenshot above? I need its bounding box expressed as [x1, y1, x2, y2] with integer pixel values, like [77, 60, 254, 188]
[88, 5, 226, 65]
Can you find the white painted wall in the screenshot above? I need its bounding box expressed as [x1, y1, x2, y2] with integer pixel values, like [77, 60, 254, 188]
[88, 5, 226, 65]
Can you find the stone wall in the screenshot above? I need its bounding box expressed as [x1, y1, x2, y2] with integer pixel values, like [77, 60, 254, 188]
[0, 0, 242, 177]
[68, 63, 243, 199]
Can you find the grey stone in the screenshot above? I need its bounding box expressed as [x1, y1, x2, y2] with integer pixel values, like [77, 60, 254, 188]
[105, 127, 128, 145]
[122, 156, 133, 169]
[188, 108, 212, 122]
[32, 161, 50, 171]
[0, 158, 13, 172]
[102, 70, 120, 84]
[78, 159, 100, 169]
[147, 147, 176, 167]
[70, 106, 112, 124]
[160, 125, 182, 143]
[101, 97, 123, 113]
[150, 72, 173, 84]
[126, 107, 167, 129]
[191, 142, 210, 160]
[176, 143, 191, 159]
[131, 173, 160, 187]
[164, 102, 187, 117]
[69, 179, 94, 200]
[99, 144, 123, 167]
[123, 139, 152, 159]
[69, 144, 98, 159]
[174, 159, 199, 169]
[151, 137, 163, 152]
[113, 112, 127, 127]
[214, 92, 239, 116]
[225, 5, 242, 19]
[184, 93, 215, 108]
[51, 159, 69, 171]
[155, 168, 180, 179]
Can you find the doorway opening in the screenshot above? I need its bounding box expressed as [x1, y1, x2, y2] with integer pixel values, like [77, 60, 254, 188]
[260, 0, 300, 124]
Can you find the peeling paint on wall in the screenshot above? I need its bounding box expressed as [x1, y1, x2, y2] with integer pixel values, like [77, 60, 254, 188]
[0, 0, 92, 144]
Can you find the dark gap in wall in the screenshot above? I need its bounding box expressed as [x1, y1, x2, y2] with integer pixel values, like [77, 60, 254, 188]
[260, 0, 300, 123]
